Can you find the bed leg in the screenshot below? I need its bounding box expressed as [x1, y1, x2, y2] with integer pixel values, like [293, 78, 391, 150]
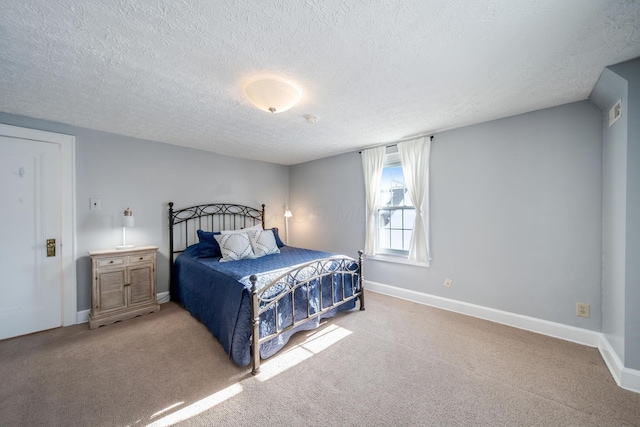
[250, 274, 261, 375]
[358, 250, 365, 311]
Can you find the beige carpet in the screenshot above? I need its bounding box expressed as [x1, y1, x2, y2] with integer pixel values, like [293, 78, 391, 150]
[1, 291, 639, 426]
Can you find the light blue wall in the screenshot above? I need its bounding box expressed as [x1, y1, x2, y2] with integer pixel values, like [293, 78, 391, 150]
[590, 57, 640, 371]
[288, 151, 365, 256]
[590, 68, 628, 364]
[290, 101, 603, 330]
[609, 58, 640, 371]
[0, 113, 290, 311]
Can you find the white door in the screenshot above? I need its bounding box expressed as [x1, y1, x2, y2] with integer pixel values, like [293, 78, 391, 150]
[0, 136, 62, 339]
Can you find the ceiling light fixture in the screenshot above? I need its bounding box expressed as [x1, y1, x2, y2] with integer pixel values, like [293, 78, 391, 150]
[243, 78, 301, 113]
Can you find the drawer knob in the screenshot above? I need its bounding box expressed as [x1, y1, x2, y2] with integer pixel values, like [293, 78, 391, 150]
[109, 261, 114, 264]
[139, 257, 143, 260]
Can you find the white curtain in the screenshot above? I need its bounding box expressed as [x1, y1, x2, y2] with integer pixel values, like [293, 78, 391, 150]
[398, 137, 431, 262]
[361, 146, 386, 255]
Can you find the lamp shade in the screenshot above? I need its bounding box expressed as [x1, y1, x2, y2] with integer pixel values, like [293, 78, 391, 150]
[121, 207, 135, 228]
[117, 207, 135, 250]
[244, 78, 301, 113]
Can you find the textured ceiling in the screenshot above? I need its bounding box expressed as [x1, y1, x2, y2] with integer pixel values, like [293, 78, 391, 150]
[1, 1, 639, 165]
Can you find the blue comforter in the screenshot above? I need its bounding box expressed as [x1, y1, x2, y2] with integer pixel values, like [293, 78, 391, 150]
[173, 245, 358, 366]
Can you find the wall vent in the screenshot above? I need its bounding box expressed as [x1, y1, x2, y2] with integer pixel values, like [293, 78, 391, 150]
[609, 99, 622, 127]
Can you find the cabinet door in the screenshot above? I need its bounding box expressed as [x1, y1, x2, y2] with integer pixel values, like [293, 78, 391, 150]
[96, 269, 127, 313]
[128, 264, 154, 306]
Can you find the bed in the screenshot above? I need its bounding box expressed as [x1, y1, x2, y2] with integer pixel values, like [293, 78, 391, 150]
[168, 202, 364, 374]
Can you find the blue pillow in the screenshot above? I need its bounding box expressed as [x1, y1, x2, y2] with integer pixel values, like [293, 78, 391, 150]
[270, 227, 285, 247]
[193, 229, 222, 257]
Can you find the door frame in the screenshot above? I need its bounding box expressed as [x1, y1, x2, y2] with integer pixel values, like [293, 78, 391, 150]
[0, 124, 77, 326]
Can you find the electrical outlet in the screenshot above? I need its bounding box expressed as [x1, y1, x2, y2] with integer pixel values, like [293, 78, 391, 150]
[443, 278, 453, 288]
[576, 303, 590, 318]
[90, 198, 101, 211]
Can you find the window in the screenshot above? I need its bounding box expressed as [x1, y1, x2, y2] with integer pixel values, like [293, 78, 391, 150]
[362, 137, 431, 265]
[376, 150, 414, 256]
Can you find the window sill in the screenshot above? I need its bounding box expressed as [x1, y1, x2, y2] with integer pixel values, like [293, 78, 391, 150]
[366, 253, 430, 268]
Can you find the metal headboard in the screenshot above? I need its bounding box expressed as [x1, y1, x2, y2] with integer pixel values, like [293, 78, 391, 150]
[168, 202, 265, 300]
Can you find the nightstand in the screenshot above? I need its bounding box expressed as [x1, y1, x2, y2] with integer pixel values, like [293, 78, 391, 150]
[89, 246, 160, 329]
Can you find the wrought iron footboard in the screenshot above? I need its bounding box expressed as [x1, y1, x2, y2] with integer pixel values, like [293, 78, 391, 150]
[249, 251, 364, 375]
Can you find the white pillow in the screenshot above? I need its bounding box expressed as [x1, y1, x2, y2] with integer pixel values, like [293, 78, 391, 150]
[220, 223, 263, 235]
[249, 229, 280, 258]
[214, 232, 255, 262]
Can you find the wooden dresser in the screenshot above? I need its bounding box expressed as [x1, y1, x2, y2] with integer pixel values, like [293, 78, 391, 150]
[89, 246, 160, 329]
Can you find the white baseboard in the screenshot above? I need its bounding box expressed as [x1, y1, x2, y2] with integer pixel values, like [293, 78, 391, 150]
[76, 309, 90, 324]
[76, 292, 171, 324]
[598, 334, 640, 393]
[365, 280, 640, 394]
[365, 280, 601, 346]
[621, 367, 640, 393]
[157, 292, 170, 304]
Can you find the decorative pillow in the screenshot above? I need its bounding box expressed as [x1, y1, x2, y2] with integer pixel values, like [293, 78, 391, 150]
[249, 229, 281, 258]
[214, 232, 256, 262]
[194, 230, 222, 257]
[220, 223, 263, 235]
